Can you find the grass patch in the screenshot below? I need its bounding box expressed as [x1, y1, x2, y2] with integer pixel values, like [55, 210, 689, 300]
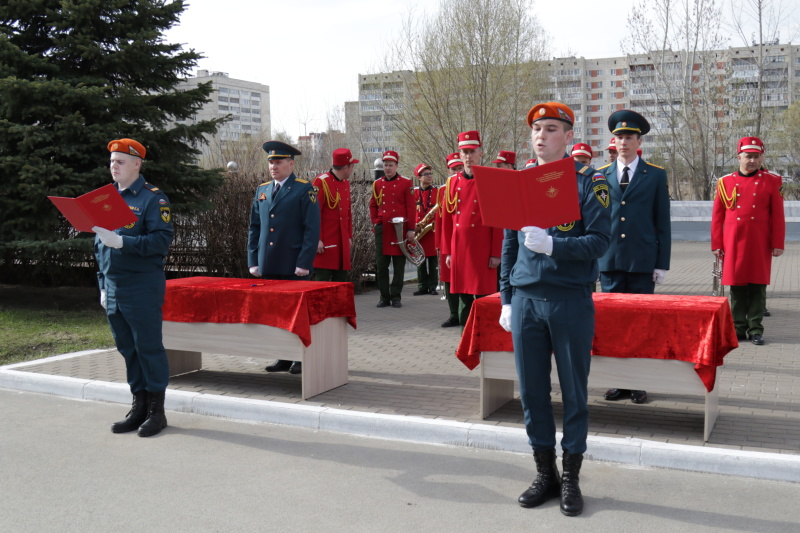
[0, 285, 114, 366]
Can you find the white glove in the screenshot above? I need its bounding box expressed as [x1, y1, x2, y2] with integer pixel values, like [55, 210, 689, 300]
[653, 269, 667, 284]
[100, 289, 107, 310]
[249, 266, 261, 277]
[521, 226, 553, 255]
[499, 304, 512, 332]
[295, 267, 309, 277]
[92, 226, 123, 249]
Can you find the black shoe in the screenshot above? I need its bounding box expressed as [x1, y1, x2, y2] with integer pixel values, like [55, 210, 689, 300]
[429, 289, 439, 295]
[750, 334, 765, 346]
[376, 300, 390, 308]
[631, 390, 648, 404]
[265, 359, 292, 372]
[289, 361, 302, 374]
[603, 388, 629, 401]
[441, 317, 459, 328]
[736, 332, 747, 341]
[519, 449, 561, 508]
[763, 309, 771, 317]
[560, 452, 584, 516]
[138, 391, 167, 438]
[111, 391, 148, 433]
[391, 301, 402, 308]
[413, 289, 428, 296]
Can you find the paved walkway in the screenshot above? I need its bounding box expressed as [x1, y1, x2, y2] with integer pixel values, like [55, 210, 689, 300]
[3, 242, 799, 462]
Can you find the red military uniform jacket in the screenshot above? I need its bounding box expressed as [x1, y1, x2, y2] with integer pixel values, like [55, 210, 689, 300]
[436, 182, 452, 283]
[312, 171, 352, 270]
[711, 169, 785, 285]
[414, 185, 438, 257]
[369, 174, 416, 256]
[439, 172, 503, 294]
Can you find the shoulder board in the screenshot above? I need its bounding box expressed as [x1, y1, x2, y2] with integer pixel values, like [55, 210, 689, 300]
[295, 178, 309, 184]
[577, 165, 594, 176]
[646, 162, 665, 170]
[143, 183, 161, 193]
[597, 163, 612, 171]
[259, 181, 272, 186]
[316, 172, 330, 180]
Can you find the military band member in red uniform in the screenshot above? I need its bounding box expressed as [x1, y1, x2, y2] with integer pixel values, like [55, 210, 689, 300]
[492, 150, 517, 169]
[571, 143, 593, 166]
[440, 131, 503, 325]
[369, 150, 416, 308]
[413, 163, 439, 295]
[437, 153, 463, 327]
[313, 148, 357, 282]
[606, 138, 618, 163]
[711, 136, 785, 345]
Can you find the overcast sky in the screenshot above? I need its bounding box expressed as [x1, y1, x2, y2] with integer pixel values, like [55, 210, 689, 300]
[164, 0, 794, 140]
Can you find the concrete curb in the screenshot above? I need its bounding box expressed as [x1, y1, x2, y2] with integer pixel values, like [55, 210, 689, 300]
[2, 353, 800, 484]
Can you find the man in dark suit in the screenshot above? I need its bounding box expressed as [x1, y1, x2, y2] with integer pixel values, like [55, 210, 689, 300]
[597, 110, 671, 405]
[248, 140, 320, 374]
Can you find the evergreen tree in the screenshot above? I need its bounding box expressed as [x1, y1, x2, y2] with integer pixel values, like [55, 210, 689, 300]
[0, 0, 224, 279]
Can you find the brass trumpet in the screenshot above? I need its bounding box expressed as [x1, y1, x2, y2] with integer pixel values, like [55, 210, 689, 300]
[415, 203, 438, 241]
[391, 217, 425, 266]
[712, 254, 724, 297]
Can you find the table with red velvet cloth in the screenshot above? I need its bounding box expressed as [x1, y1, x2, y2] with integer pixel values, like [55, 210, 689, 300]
[457, 293, 738, 440]
[161, 277, 357, 400]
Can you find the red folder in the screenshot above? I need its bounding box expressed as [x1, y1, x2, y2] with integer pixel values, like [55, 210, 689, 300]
[48, 183, 137, 233]
[473, 157, 581, 230]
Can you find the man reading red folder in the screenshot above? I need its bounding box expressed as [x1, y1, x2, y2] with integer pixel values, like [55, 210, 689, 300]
[473, 157, 581, 231]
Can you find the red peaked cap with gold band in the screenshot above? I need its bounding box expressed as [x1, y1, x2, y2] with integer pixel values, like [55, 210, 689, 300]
[332, 148, 359, 166]
[108, 138, 146, 160]
[607, 138, 617, 151]
[414, 163, 432, 177]
[492, 150, 516, 165]
[526, 102, 575, 127]
[445, 152, 463, 169]
[571, 143, 592, 158]
[737, 136, 765, 154]
[382, 150, 399, 162]
[457, 130, 481, 148]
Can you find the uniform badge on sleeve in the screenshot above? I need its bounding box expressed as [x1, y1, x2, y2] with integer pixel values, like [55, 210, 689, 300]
[593, 184, 610, 208]
[160, 207, 171, 223]
[308, 189, 317, 204]
[557, 222, 575, 232]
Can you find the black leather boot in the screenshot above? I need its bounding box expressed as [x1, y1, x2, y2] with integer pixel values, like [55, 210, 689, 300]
[560, 451, 584, 516]
[138, 391, 168, 438]
[111, 390, 148, 433]
[518, 449, 561, 508]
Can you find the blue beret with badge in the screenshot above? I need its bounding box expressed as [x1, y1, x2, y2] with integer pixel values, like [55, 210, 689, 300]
[608, 109, 650, 136]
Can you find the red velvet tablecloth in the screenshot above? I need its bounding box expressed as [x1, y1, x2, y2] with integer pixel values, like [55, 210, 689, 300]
[162, 277, 357, 347]
[456, 292, 738, 392]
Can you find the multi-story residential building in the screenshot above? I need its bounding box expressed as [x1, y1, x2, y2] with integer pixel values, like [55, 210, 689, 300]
[347, 44, 798, 180]
[174, 70, 271, 161]
[345, 70, 413, 169]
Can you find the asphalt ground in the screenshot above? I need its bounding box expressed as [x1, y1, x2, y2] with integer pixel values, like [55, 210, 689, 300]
[2, 241, 799, 478]
[2, 389, 799, 533]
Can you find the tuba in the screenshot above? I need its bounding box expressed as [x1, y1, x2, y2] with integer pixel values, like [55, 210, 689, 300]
[712, 255, 724, 297]
[391, 217, 425, 266]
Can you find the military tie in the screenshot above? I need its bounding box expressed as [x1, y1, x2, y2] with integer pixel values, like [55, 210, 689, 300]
[620, 166, 630, 191]
[272, 182, 280, 199]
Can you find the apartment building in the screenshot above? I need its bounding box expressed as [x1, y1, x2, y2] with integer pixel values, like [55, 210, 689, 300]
[174, 70, 271, 154]
[348, 44, 799, 171]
